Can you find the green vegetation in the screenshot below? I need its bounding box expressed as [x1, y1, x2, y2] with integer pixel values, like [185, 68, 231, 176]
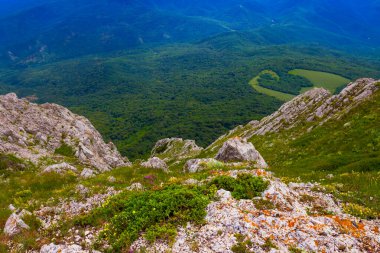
[54, 143, 75, 157]
[289, 69, 351, 93]
[81, 185, 211, 251]
[209, 174, 269, 200]
[249, 70, 295, 102]
[1, 43, 379, 160]
[248, 91, 380, 218]
[231, 233, 254, 253]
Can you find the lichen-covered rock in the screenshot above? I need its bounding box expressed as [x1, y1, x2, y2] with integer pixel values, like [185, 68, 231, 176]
[0, 93, 130, 171]
[40, 243, 97, 253]
[131, 170, 380, 253]
[183, 158, 219, 173]
[43, 162, 78, 174]
[4, 209, 31, 236]
[141, 157, 168, 172]
[80, 168, 96, 179]
[215, 138, 268, 168]
[250, 78, 379, 137]
[151, 138, 203, 162]
[126, 182, 145, 191]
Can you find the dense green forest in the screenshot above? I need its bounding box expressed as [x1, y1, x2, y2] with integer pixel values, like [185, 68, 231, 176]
[1, 41, 380, 159]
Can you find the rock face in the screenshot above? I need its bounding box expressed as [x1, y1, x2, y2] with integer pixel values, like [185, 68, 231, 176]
[0, 93, 130, 171]
[215, 138, 268, 168]
[141, 157, 169, 172]
[4, 209, 31, 236]
[151, 138, 203, 162]
[250, 78, 379, 138]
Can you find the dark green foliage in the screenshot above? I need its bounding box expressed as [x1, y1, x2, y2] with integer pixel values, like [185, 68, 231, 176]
[210, 174, 269, 200]
[1, 42, 379, 160]
[231, 233, 254, 253]
[54, 143, 75, 157]
[0, 153, 27, 171]
[80, 185, 211, 252]
[262, 238, 278, 251]
[258, 73, 313, 95]
[252, 198, 275, 210]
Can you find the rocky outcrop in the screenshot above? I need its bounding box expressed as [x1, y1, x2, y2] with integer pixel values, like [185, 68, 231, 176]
[247, 78, 379, 138]
[4, 209, 31, 236]
[183, 158, 219, 173]
[141, 157, 169, 172]
[0, 93, 130, 171]
[151, 138, 203, 162]
[131, 169, 380, 253]
[40, 243, 99, 253]
[215, 138, 268, 168]
[43, 162, 78, 174]
[206, 78, 379, 151]
[80, 168, 96, 179]
[126, 182, 145, 191]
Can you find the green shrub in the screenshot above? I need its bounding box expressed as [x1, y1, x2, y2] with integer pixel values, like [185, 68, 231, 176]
[54, 143, 75, 157]
[210, 174, 269, 200]
[88, 185, 211, 252]
[0, 154, 27, 171]
[252, 198, 275, 210]
[231, 233, 253, 253]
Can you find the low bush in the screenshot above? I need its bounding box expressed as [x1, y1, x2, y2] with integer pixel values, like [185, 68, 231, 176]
[54, 143, 75, 157]
[209, 174, 269, 199]
[79, 185, 213, 252]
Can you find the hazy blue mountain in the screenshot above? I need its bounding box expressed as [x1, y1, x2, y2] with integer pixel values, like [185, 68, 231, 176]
[0, 0, 379, 64]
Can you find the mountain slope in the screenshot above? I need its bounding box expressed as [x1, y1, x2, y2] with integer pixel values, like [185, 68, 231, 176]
[203, 78, 380, 212]
[0, 78, 379, 252]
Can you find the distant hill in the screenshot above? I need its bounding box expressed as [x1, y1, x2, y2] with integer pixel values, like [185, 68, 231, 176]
[0, 0, 379, 64]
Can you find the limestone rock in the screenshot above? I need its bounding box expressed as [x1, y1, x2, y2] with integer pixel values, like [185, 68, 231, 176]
[0, 93, 130, 171]
[4, 209, 31, 236]
[126, 182, 145, 191]
[141, 157, 168, 172]
[151, 138, 203, 162]
[80, 168, 96, 179]
[183, 158, 219, 173]
[43, 162, 78, 174]
[215, 138, 268, 168]
[40, 243, 98, 253]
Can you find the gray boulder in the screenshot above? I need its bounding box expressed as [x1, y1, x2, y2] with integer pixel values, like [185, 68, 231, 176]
[183, 158, 220, 173]
[151, 138, 203, 162]
[215, 138, 268, 168]
[141, 157, 168, 172]
[4, 209, 31, 236]
[43, 162, 78, 174]
[80, 168, 96, 179]
[40, 243, 98, 253]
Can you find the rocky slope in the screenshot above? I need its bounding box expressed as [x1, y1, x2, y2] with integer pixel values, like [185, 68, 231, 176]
[207, 78, 379, 152]
[0, 93, 130, 171]
[1, 78, 379, 253]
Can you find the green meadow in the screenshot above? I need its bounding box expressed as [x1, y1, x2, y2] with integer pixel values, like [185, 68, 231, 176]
[249, 70, 295, 102]
[289, 69, 351, 93]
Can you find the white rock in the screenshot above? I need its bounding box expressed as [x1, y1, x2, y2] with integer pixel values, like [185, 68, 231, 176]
[4, 209, 31, 236]
[183, 158, 219, 173]
[0, 93, 131, 171]
[43, 162, 78, 174]
[80, 168, 96, 179]
[126, 182, 145, 191]
[215, 138, 268, 168]
[141, 157, 168, 172]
